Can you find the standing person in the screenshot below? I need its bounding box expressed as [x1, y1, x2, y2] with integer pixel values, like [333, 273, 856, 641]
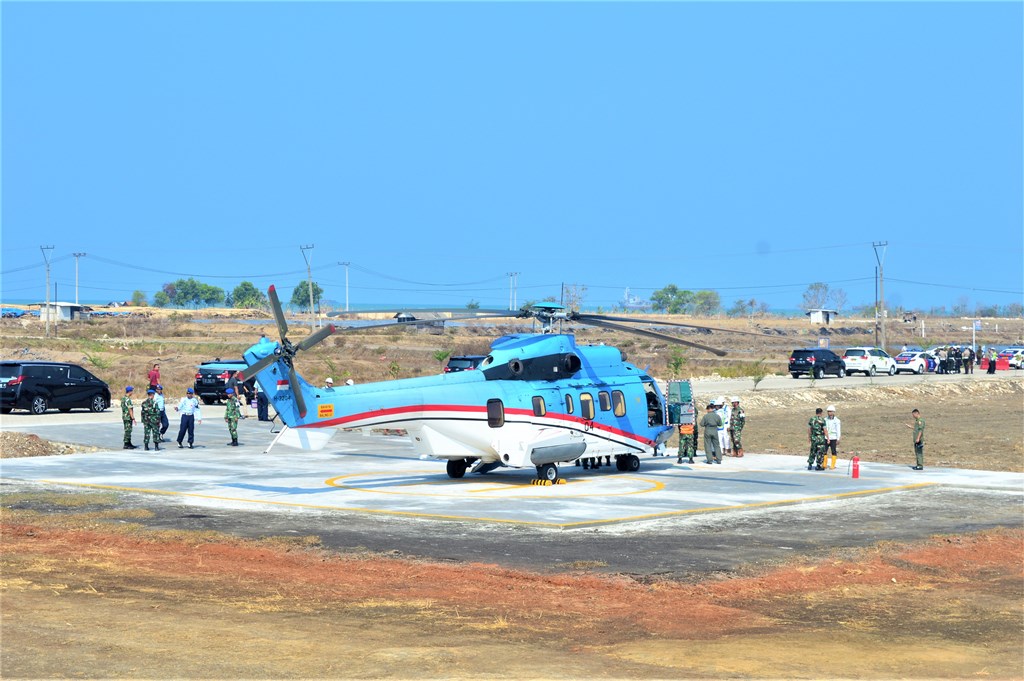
[953, 347, 963, 374]
[716, 397, 731, 457]
[987, 348, 998, 374]
[147, 363, 161, 391]
[238, 377, 251, 419]
[807, 407, 827, 471]
[728, 396, 746, 458]
[154, 384, 170, 441]
[141, 389, 161, 451]
[224, 387, 240, 446]
[905, 409, 926, 470]
[963, 346, 974, 374]
[824, 405, 841, 470]
[935, 348, 946, 374]
[121, 386, 137, 449]
[174, 387, 203, 449]
[676, 417, 698, 465]
[700, 403, 724, 464]
[256, 381, 270, 421]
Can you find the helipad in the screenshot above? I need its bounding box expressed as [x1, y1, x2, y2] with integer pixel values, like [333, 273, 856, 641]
[2, 419, 1019, 527]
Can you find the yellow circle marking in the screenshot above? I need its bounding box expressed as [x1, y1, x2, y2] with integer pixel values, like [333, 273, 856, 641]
[323, 469, 665, 498]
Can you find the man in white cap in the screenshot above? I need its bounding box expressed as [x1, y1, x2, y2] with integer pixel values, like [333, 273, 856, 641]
[715, 396, 731, 456]
[322, 377, 335, 391]
[824, 404, 841, 470]
[729, 396, 746, 457]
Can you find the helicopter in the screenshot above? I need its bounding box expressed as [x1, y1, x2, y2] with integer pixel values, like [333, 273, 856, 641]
[241, 285, 764, 482]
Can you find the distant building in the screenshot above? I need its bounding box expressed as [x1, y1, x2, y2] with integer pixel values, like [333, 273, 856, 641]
[806, 308, 838, 325]
[34, 302, 92, 322]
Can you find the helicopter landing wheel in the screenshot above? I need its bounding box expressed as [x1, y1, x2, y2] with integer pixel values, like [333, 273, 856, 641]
[625, 454, 641, 472]
[538, 463, 559, 482]
[615, 456, 628, 472]
[446, 459, 469, 479]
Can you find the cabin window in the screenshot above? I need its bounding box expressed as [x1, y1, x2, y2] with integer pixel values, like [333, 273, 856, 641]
[580, 393, 595, 420]
[487, 399, 505, 428]
[612, 390, 626, 417]
[564, 394, 574, 414]
[532, 396, 546, 416]
[598, 391, 611, 412]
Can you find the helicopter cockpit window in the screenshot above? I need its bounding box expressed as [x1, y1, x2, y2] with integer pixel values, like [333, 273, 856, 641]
[564, 394, 574, 414]
[487, 399, 505, 428]
[579, 393, 595, 420]
[598, 391, 611, 411]
[612, 390, 626, 416]
[532, 396, 546, 416]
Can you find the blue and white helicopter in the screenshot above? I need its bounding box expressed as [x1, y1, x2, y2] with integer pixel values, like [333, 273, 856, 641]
[242, 285, 759, 482]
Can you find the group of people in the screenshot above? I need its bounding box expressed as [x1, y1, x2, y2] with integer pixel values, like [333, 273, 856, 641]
[931, 346, 975, 374]
[677, 399, 927, 472]
[677, 396, 746, 465]
[122, 362, 273, 450]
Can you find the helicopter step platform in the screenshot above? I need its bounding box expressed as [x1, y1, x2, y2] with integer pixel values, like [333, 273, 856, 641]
[1, 425, 1018, 529]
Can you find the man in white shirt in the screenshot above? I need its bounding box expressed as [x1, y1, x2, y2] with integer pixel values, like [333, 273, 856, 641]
[174, 387, 203, 449]
[716, 397, 731, 456]
[824, 404, 841, 470]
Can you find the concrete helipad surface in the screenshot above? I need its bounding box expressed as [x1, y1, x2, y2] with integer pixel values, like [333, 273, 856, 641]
[2, 416, 1020, 528]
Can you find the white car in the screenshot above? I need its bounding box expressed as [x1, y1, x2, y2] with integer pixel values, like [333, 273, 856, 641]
[841, 347, 897, 376]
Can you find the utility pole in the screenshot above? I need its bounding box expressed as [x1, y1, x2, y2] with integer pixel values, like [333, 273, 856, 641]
[338, 261, 350, 312]
[873, 241, 888, 351]
[874, 266, 879, 347]
[300, 244, 315, 328]
[507, 272, 519, 310]
[72, 253, 86, 307]
[40, 246, 54, 338]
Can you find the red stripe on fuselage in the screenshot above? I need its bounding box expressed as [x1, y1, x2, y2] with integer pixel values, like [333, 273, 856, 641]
[300, 403, 656, 447]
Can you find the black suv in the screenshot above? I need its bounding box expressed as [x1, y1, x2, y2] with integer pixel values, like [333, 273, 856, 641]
[444, 355, 487, 373]
[788, 348, 846, 379]
[193, 360, 254, 405]
[0, 361, 111, 414]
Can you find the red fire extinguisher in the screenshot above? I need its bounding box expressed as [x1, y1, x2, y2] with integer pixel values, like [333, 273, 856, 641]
[851, 455, 860, 479]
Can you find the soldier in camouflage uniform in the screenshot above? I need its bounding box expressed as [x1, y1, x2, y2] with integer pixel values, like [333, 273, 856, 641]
[676, 418, 698, 464]
[807, 407, 827, 470]
[729, 396, 746, 457]
[122, 386, 137, 449]
[224, 387, 240, 446]
[140, 388, 161, 451]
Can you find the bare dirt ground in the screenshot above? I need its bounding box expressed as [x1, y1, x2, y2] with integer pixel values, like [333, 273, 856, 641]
[2, 313, 1023, 678]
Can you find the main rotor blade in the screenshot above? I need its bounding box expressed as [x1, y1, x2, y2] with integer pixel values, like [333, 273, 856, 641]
[267, 285, 289, 341]
[333, 312, 524, 333]
[582, 318, 728, 357]
[289, 365, 307, 418]
[296, 324, 337, 352]
[328, 308, 514, 317]
[575, 313, 768, 337]
[244, 353, 279, 378]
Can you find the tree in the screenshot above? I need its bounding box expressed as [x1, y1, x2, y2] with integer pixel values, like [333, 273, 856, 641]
[1004, 302, 1023, 317]
[131, 290, 147, 306]
[650, 285, 695, 314]
[562, 284, 587, 312]
[165, 278, 223, 308]
[466, 299, 480, 310]
[153, 291, 170, 307]
[692, 290, 721, 316]
[830, 288, 848, 312]
[290, 280, 324, 312]
[801, 282, 830, 311]
[232, 281, 267, 309]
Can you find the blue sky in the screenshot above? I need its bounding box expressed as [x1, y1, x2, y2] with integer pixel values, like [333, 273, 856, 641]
[2, 1, 1022, 313]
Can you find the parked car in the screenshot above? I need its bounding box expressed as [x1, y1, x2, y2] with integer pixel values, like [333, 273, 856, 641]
[997, 346, 1024, 362]
[841, 347, 897, 376]
[0, 361, 110, 415]
[193, 360, 253, 405]
[788, 348, 846, 379]
[1008, 351, 1024, 370]
[443, 355, 487, 373]
[894, 351, 934, 374]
